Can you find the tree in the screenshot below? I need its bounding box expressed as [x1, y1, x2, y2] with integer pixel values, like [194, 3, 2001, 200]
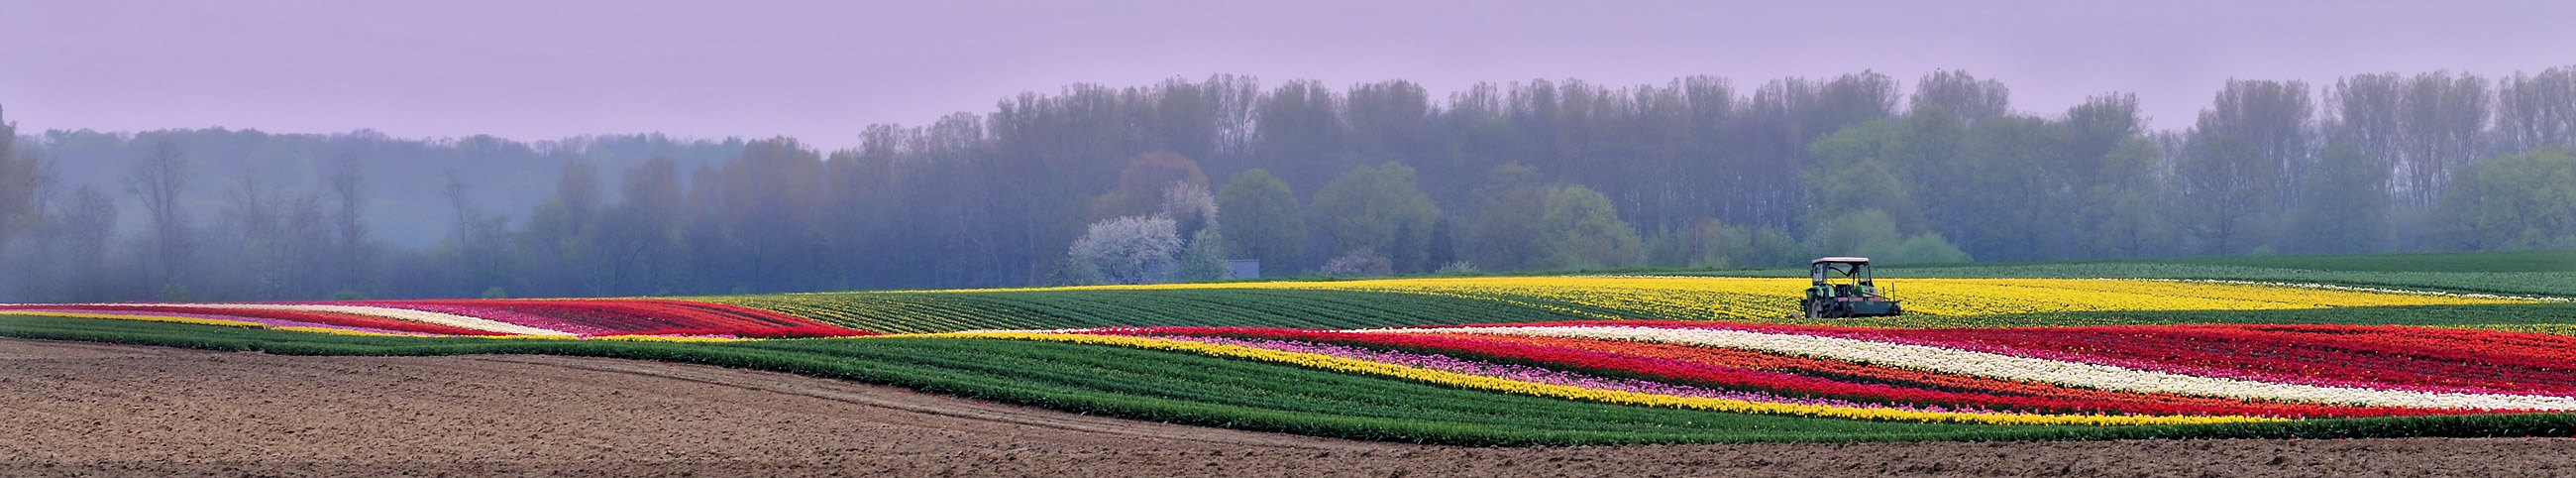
[1319, 247, 1392, 276]
[1909, 69, 2010, 124]
[2434, 150, 2576, 250]
[53, 185, 118, 300]
[586, 157, 686, 296]
[2079, 138, 2172, 258]
[1308, 162, 1440, 273]
[1808, 208, 1971, 265]
[1066, 215, 1183, 284]
[1952, 116, 2069, 262]
[1729, 224, 1809, 269]
[2286, 143, 2393, 254]
[324, 152, 372, 294]
[2178, 128, 2278, 255]
[2203, 79, 2313, 211]
[443, 170, 520, 299]
[1161, 180, 1217, 239]
[2496, 66, 2576, 154]
[1535, 185, 1641, 270]
[1800, 120, 1926, 234]
[1425, 215, 1459, 272]
[220, 171, 326, 299]
[1098, 152, 1210, 218]
[1641, 218, 1736, 269]
[1869, 232, 1974, 265]
[2392, 71, 2491, 208]
[1172, 228, 1230, 282]
[127, 138, 193, 286]
[1214, 169, 1303, 274]
[1256, 80, 1349, 191]
[1466, 163, 1548, 272]
[557, 160, 601, 227]
[2178, 80, 2307, 255]
[2326, 72, 2407, 198]
[1045, 256, 1106, 286]
[713, 138, 827, 292]
[1807, 208, 1903, 257]
[0, 105, 44, 259]
[1345, 80, 1433, 165]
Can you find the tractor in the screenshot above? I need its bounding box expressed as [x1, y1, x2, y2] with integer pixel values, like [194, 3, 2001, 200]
[1799, 257, 1902, 318]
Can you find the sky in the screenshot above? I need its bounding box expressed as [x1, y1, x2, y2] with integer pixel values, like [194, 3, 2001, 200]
[4, 0, 2573, 151]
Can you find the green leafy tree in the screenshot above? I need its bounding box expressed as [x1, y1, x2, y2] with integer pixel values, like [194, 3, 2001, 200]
[2176, 80, 2308, 256]
[1046, 257, 1106, 286]
[2287, 142, 2393, 253]
[2179, 130, 2280, 255]
[2436, 150, 2576, 250]
[1801, 120, 1926, 234]
[1535, 185, 1641, 270]
[1807, 208, 1903, 257]
[1867, 232, 1974, 265]
[1909, 69, 2011, 124]
[1309, 162, 1440, 273]
[1173, 228, 1231, 282]
[1730, 224, 1809, 269]
[1952, 116, 2070, 261]
[1214, 169, 1303, 273]
[1466, 163, 1549, 272]
[1809, 208, 1971, 265]
[2079, 138, 2173, 258]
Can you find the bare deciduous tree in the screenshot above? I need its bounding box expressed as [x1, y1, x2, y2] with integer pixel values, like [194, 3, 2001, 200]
[126, 138, 192, 285]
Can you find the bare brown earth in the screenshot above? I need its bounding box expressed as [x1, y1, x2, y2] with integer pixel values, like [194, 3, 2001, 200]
[4, 337, 2573, 477]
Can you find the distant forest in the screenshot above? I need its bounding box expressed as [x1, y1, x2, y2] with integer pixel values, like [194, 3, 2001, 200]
[2, 67, 2573, 301]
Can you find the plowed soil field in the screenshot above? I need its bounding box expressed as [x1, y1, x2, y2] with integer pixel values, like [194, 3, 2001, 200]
[5, 337, 2572, 477]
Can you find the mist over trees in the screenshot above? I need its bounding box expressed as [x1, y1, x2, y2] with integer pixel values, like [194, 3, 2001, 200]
[3, 66, 2573, 301]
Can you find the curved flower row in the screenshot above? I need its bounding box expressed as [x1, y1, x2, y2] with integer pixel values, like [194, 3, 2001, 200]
[1429, 333, 2437, 417]
[1095, 326, 2451, 418]
[0, 304, 515, 335]
[1474, 320, 2576, 395]
[1375, 325, 2576, 411]
[1151, 334, 1961, 413]
[933, 330, 2281, 426]
[0, 299, 877, 338]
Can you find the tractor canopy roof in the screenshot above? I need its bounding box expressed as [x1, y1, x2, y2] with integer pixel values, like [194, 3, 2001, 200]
[1811, 257, 1871, 265]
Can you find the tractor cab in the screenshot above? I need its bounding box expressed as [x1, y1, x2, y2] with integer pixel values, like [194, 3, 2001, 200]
[1800, 257, 1903, 318]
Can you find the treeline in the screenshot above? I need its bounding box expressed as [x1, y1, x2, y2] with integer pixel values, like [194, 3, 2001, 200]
[1, 66, 2572, 301]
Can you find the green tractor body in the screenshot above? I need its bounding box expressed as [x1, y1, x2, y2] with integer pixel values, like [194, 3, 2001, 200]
[1799, 257, 1903, 318]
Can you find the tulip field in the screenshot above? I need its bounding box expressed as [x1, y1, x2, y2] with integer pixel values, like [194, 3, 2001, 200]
[6, 256, 2576, 444]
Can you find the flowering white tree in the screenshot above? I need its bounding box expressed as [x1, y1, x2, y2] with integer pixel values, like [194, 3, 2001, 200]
[1067, 215, 1183, 284]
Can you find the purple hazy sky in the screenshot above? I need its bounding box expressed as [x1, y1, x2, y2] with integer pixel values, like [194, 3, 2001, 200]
[5, 0, 2571, 151]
